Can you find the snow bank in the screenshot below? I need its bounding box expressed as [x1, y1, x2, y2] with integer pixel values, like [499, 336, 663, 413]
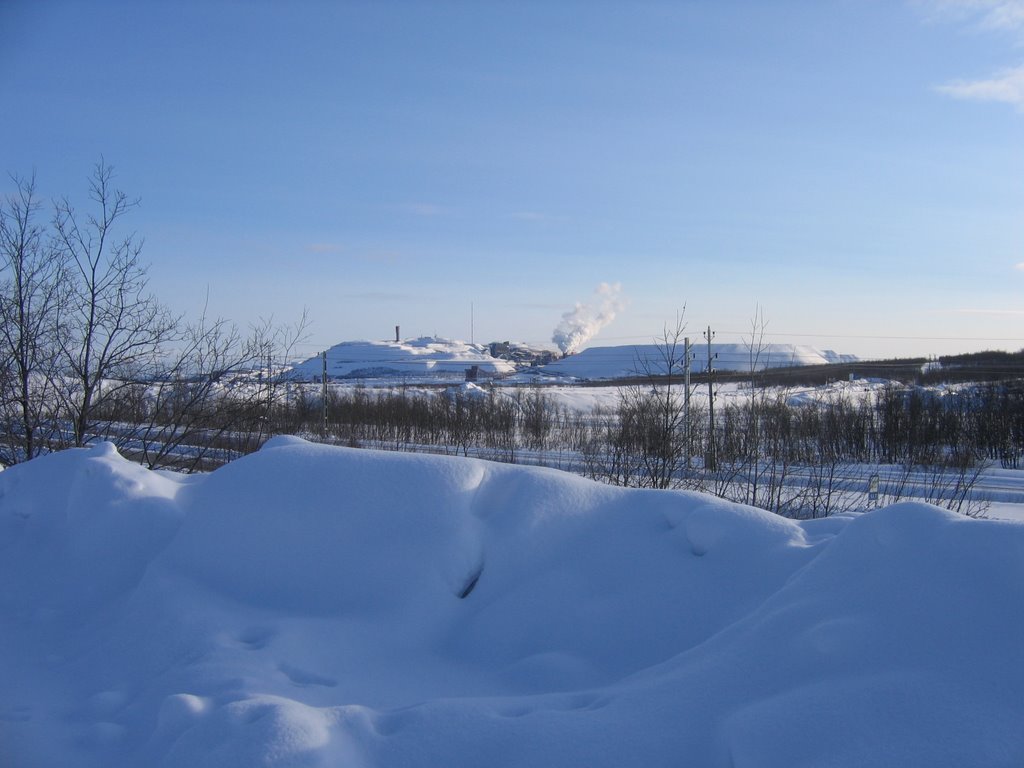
[1, 440, 1022, 767]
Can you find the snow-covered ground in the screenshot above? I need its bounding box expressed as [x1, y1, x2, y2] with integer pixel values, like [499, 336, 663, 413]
[520, 378, 890, 414]
[2, 439, 1022, 767]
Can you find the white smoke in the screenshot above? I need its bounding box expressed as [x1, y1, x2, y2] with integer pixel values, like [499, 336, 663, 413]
[552, 283, 625, 355]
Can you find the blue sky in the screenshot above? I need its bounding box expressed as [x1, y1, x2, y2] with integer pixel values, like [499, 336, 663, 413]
[2, 0, 1023, 359]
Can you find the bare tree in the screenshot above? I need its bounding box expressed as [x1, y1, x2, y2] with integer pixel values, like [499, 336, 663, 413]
[52, 160, 179, 446]
[246, 309, 312, 447]
[134, 314, 257, 469]
[0, 174, 68, 462]
[619, 310, 692, 489]
[741, 305, 774, 508]
[0, 162, 323, 470]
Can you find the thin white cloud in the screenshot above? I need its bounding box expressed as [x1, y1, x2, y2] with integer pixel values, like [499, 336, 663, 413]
[984, 0, 1024, 29]
[937, 64, 1024, 108]
[919, 1, 1024, 109]
[954, 307, 1024, 315]
[919, 0, 1024, 31]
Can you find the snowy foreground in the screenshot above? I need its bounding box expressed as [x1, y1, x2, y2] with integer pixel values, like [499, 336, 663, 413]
[1, 440, 1023, 767]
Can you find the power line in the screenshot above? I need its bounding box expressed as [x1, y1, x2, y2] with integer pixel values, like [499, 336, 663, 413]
[596, 331, 1024, 344]
[714, 330, 1024, 343]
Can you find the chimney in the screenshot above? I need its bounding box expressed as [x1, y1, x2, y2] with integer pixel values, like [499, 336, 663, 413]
[395, 325, 400, 343]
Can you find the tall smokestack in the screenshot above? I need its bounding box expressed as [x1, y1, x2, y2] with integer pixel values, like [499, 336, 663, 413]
[395, 325, 400, 343]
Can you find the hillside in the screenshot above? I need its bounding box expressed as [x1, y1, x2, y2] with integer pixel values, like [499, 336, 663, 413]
[288, 337, 516, 380]
[1, 440, 1021, 767]
[286, 339, 858, 383]
[537, 343, 857, 380]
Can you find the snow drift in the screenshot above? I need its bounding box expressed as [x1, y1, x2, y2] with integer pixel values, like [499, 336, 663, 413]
[1, 440, 1022, 767]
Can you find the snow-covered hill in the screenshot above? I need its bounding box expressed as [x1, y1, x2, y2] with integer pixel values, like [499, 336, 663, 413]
[288, 337, 516, 381]
[538, 343, 858, 380]
[1, 440, 1021, 767]
[284, 338, 856, 383]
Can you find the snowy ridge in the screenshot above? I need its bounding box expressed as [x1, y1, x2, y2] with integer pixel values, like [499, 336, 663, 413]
[0, 440, 1021, 767]
[285, 339, 857, 382]
[539, 343, 858, 380]
[288, 337, 515, 380]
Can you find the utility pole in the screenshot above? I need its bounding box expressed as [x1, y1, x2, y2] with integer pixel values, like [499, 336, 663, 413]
[684, 336, 691, 470]
[705, 326, 717, 471]
[321, 351, 328, 437]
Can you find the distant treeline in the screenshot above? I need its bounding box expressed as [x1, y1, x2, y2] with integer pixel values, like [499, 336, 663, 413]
[936, 349, 1024, 372]
[605, 350, 1024, 389]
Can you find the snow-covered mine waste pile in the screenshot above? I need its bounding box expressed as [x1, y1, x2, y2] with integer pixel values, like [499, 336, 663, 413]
[2, 439, 1023, 767]
[288, 337, 516, 380]
[540, 343, 856, 380]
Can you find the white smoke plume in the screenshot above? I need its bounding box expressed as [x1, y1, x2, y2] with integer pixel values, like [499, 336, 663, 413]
[552, 283, 625, 355]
